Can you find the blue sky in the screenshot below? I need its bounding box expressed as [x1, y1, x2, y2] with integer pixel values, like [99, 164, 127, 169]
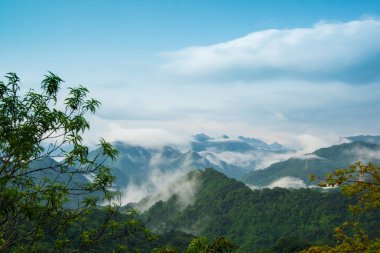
[1, 0, 380, 150]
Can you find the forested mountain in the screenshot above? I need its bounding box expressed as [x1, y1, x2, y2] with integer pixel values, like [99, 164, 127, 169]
[346, 135, 380, 145]
[141, 168, 380, 253]
[191, 133, 287, 152]
[89, 135, 380, 193]
[14, 137, 380, 252]
[241, 141, 380, 187]
[25, 135, 380, 252]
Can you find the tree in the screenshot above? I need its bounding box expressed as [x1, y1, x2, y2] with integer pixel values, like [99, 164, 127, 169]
[151, 246, 180, 253]
[271, 236, 311, 253]
[303, 162, 380, 252]
[0, 72, 145, 252]
[151, 236, 237, 253]
[184, 236, 237, 253]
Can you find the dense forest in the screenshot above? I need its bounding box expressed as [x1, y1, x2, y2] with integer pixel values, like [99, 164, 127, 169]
[141, 168, 380, 252]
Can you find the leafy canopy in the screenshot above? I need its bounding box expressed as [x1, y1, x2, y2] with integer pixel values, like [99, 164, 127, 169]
[304, 162, 380, 252]
[0, 72, 146, 252]
[152, 236, 238, 253]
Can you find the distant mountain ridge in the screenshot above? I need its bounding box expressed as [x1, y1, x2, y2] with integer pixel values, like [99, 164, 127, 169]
[86, 134, 380, 200]
[346, 135, 380, 145]
[88, 134, 291, 190]
[192, 133, 287, 152]
[241, 141, 380, 187]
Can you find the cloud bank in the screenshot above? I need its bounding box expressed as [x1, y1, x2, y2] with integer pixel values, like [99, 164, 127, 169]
[267, 177, 307, 189]
[162, 19, 380, 83]
[249, 176, 307, 189]
[343, 146, 380, 163]
[80, 18, 380, 153]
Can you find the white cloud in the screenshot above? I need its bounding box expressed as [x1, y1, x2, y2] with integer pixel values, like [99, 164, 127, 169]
[249, 176, 307, 189]
[293, 153, 325, 160]
[292, 134, 331, 153]
[119, 168, 200, 212]
[268, 177, 307, 189]
[162, 19, 380, 82]
[82, 116, 192, 149]
[74, 19, 380, 153]
[201, 150, 294, 170]
[343, 146, 380, 163]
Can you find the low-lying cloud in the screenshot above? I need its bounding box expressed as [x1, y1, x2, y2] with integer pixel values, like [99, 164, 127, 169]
[119, 168, 200, 212]
[268, 177, 307, 189]
[249, 176, 307, 189]
[343, 146, 380, 163]
[202, 150, 295, 170]
[82, 116, 192, 149]
[76, 18, 380, 163]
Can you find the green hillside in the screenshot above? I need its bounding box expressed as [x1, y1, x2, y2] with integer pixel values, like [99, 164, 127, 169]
[142, 168, 380, 253]
[241, 141, 380, 187]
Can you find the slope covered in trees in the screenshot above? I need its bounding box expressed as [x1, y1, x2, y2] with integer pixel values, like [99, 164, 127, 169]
[142, 168, 380, 252]
[241, 141, 380, 187]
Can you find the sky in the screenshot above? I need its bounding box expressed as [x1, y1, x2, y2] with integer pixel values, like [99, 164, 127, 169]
[1, 0, 380, 151]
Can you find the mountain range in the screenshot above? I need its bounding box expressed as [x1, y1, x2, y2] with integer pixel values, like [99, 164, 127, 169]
[84, 134, 380, 199]
[26, 134, 380, 251]
[88, 133, 292, 190]
[32, 134, 380, 206]
[24, 134, 380, 252]
[241, 141, 380, 188]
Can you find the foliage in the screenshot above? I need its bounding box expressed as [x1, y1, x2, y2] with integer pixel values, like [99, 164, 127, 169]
[302, 162, 380, 252]
[153, 230, 195, 252]
[151, 246, 180, 253]
[152, 236, 237, 253]
[316, 162, 380, 212]
[184, 236, 237, 253]
[270, 236, 311, 253]
[0, 72, 142, 252]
